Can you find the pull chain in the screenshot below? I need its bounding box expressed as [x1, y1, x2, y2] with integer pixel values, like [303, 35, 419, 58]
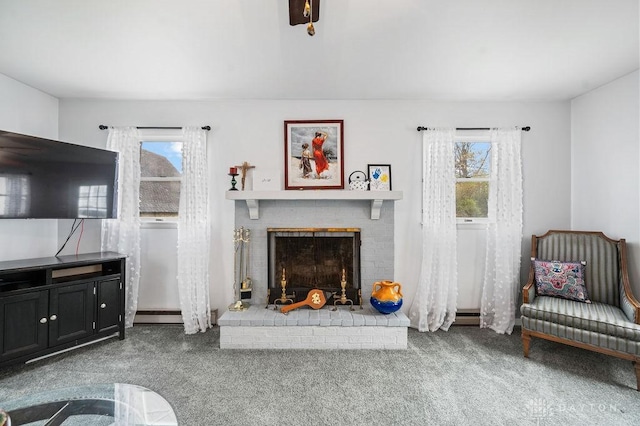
[307, 0, 315, 36]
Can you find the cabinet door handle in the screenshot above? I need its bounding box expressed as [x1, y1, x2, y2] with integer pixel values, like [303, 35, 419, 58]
[40, 317, 47, 324]
[100, 303, 107, 309]
[50, 314, 57, 321]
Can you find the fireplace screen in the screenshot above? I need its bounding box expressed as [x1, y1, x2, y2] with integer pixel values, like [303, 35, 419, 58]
[267, 228, 361, 305]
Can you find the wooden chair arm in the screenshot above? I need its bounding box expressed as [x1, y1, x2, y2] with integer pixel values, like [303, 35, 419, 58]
[619, 239, 640, 324]
[523, 265, 535, 304]
[621, 277, 640, 325]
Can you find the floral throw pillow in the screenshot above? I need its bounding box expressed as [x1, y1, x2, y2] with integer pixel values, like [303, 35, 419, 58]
[533, 259, 591, 303]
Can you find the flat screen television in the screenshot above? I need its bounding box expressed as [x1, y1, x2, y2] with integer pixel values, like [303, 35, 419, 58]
[0, 130, 118, 219]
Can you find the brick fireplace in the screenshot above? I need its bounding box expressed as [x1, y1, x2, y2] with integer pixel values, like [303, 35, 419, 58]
[219, 193, 408, 349]
[233, 198, 396, 306]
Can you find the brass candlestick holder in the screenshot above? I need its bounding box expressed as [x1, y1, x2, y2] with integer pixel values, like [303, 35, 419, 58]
[273, 268, 295, 310]
[332, 268, 354, 311]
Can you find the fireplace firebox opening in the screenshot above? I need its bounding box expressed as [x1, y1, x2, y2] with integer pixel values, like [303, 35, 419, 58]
[267, 228, 361, 306]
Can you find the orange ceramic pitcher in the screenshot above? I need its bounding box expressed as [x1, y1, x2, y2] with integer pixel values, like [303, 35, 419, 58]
[370, 280, 403, 314]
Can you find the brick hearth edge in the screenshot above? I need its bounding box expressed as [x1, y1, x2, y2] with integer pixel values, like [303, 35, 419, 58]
[219, 305, 409, 349]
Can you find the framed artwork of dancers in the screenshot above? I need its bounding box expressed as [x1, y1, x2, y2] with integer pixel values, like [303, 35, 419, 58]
[284, 119, 344, 190]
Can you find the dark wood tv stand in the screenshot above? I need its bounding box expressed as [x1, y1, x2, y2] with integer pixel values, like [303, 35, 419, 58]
[0, 252, 126, 367]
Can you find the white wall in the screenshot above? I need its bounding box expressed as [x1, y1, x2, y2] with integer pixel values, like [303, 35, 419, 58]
[138, 224, 180, 310]
[457, 226, 487, 310]
[0, 74, 58, 139]
[0, 73, 59, 261]
[59, 99, 571, 316]
[571, 70, 640, 294]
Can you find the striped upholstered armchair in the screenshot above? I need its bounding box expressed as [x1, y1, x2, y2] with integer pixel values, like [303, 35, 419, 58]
[520, 230, 640, 390]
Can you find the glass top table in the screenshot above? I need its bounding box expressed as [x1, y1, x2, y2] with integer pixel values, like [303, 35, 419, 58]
[1, 383, 178, 425]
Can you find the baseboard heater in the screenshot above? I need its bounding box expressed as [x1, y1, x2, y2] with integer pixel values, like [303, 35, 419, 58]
[136, 310, 182, 316]
[455, 309, 480, 325]
[135, 310, 218, 325]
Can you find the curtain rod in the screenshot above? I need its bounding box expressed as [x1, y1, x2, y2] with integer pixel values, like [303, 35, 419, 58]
[98, 125, 211, 131]
[417, 126, 530, 132]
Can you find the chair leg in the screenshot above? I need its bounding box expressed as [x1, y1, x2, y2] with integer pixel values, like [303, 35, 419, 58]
[522, 331, 531, 358]
[633, 360, 640, 391]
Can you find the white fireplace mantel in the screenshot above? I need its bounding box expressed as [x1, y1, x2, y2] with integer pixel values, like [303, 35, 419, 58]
[226, 190, 403, 220]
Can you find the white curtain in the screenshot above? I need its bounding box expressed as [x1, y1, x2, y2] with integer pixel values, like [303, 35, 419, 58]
[101, 127, 141, 328]
[409, 128, 458, 332]
[480, 128, 523, 334]
[177, 127, 211, 334]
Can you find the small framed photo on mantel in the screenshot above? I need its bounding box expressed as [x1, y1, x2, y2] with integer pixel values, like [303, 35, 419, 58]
[368, 164, 392, 191]
[284, 120, 344, 190]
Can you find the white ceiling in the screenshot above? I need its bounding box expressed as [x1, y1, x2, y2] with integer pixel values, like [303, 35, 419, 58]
[0, 0, 638, 101]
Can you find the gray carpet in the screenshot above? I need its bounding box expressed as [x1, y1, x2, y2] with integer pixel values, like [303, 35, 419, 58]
[0, 325, 639, 426]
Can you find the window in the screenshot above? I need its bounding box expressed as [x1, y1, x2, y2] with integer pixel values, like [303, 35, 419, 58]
[139, 141, 182, 218]
[455, 140, 490, 221]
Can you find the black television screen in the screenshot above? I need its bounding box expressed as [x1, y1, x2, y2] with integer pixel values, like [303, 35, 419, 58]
[0, 130, 118, 219]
